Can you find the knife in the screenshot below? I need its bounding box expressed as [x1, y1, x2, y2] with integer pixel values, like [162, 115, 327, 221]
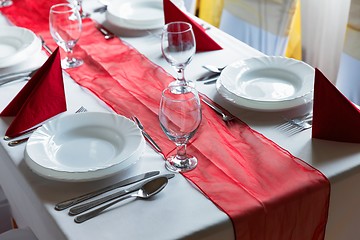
[196, 72, 220, 81]
[0, 68, 38, 87]
[55, 171, 160, 211]
[68, 173, 175, 216]
[95, 23, 115, 40]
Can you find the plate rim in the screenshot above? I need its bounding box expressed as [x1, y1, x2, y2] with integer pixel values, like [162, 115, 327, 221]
[24, 112, 145, 182]
[0, 26, 41, 68]
[106, 0, 164, 30]
[216, 56, 315, 111]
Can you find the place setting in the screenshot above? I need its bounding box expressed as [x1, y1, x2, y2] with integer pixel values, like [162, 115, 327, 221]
[0, 26, 46, 87]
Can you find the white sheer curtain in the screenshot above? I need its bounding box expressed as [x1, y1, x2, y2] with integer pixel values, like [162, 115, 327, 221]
[335, 0, 360, 104]
[300, 0, 351, 84]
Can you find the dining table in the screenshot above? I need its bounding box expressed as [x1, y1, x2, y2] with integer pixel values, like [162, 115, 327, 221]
[0, 1, 360, 240]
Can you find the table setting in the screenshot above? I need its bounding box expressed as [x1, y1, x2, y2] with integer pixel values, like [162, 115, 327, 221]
[0, 0, 360, 240]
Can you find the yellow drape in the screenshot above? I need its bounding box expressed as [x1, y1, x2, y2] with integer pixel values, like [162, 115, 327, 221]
[285, 0, 302, 60]
[197, 0, 302, 60]
[198, 0, 224, 27]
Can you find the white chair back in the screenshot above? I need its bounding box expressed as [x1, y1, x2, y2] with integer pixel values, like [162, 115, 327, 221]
[219, 0, 297, 56]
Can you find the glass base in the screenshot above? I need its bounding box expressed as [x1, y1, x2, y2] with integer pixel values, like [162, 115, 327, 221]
[165, 155, 198, 173]
[61, 57, 83, 69]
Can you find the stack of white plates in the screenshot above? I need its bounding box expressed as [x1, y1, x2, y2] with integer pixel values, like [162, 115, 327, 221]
[106, 0, 164, 30]
[0, 26, 42, 70]
[25, 112, 145, 182]
[216, 56, 315, 111]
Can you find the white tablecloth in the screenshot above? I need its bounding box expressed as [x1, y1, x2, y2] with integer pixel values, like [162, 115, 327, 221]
[0, 1, 360, 239]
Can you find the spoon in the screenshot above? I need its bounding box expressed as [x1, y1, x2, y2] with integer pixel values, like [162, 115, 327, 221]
[202, 65, 226, 73]
[74, 176, 168, 223]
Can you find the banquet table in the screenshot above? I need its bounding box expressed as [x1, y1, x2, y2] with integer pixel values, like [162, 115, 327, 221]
[0, 1, 360, 240]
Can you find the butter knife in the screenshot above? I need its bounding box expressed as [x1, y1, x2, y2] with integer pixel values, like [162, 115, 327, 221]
[68, 173, 175, 216]
[55, 171, 160, 211]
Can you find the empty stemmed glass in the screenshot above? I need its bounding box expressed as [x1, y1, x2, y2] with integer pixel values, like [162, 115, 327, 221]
[159, 85, 202, 172]
[49, 3, 83, 69]
[161, 21, 196, 89]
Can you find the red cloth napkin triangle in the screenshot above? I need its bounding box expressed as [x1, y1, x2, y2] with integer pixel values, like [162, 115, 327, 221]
[312, 68, 360, 143]
[163, 0, 222, 52]
[0, 47, 67, 138]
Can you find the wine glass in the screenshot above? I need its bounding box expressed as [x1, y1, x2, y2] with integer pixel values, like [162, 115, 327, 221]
[161, 21, 196, 89]
[49, 3, 83, 69]
[159, 85, 202, 172]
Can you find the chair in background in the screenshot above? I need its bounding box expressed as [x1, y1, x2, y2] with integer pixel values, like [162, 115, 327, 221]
[217, 0, 301, 59]
[336, 0, 360, 105]
[0, 229, 38, 240]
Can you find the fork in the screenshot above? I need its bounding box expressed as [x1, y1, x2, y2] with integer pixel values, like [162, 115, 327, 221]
[285, 119, 312, 135]
[277, 113, 313, 135]
[7, 106, 87, 147]
[201, 98, 235, 122]
[277, 113, 313, 131]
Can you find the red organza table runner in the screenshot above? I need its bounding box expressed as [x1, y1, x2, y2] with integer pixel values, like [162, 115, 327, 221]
[1, 1, 330, 239]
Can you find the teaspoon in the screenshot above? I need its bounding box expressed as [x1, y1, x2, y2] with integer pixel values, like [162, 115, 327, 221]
[74, 176, 168, 223]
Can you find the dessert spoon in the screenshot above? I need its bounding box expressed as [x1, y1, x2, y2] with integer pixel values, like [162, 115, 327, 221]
[74, 176, 168, 223]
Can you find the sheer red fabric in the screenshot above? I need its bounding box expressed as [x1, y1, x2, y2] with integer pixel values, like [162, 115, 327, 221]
[1, 1, 330, 239]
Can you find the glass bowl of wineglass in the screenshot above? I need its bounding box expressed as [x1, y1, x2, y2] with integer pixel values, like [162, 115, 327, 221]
[161, 21, 196, 89]
[159, 85, 202, 172]
[49, 3, 83, 69]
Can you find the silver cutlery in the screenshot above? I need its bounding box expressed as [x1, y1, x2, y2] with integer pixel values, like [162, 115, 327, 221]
[277, 113, 313, 135]
[132, 116, 166, 160]
[69, 173, 175, 216]
[203, 78, 218, 85]
[38, 35, 53, 55]
[201, 98, 235, 122]
[74, 176, 169, 223]
[95, 23, 115, 40]
[55, 171, 160, 211]
[0, 68, 38, 84]
[196, 72, 220, 82]
[202, 65, 226, 73]
[6, 106, 87, 146]
[93, 5, 107, 13]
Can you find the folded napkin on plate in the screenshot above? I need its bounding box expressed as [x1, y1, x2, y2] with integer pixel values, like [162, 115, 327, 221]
[0, 47, 66, 138]
[312, 68, 360, 143]
[163, 0, 222, 52]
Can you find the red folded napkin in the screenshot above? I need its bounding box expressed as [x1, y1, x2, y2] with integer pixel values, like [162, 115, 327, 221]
[163, 0, 222, 52]
[0, 47, 67, 138]
[312, 68, 360, 143]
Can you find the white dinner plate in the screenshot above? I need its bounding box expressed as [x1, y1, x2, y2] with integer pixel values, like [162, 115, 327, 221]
[0, 26, 41, 68]
[25, 112, 145, 182]
[216, 56, 315, 111]
[106, 0, 164, 30]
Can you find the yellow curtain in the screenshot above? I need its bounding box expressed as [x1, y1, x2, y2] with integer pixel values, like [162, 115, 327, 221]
[198, 0, 224, 27]
[197, 0, 302, 60]
[285, 0, 302, 60]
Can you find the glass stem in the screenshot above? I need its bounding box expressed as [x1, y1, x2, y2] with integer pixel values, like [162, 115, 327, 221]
[176, 67, 186, 83]
[176, 143, 187, 161]
[66, 48, 74, 62]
